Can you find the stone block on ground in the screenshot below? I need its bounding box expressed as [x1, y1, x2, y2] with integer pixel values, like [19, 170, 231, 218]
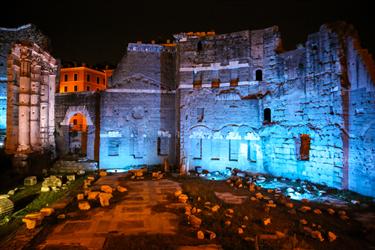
[78, 201, 91, 210]
[40, 207, 54, 216]
[101, 185, 113, 194]
[24, 176, 37, 186]
[98, 192, 113, 207]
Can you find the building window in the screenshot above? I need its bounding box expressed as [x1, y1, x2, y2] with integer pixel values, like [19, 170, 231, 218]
[73, 119, 77, 125]
[74, 74, 78, 81]
[192, 138, 202, 159]
[130, 136, 143, 159]
[64, 86, 68, 92]
[230, 69, 239, 87]
[87, 86, 90, 91]
[264, 108, 271, 123]
[247, 141, 257, 162]
[211, 70, 220, 88]
[74, 85, 78, 92]
[299, 134, 311, 161]
[197, 41, 203, 52]
[103, 79, 105, 84]
[229, 140, 239, 161]
[158, 137, 169, 156]
[108, 138, 120, 156]
[64, 74, 68, 82]
[211, 139, 220, 160]
[256, 69, 263, 81]
[97, 77, 100, 84]
[87, 74, 90, 82]
[197, 108, 204, 122]
[193, 71, 202, 89]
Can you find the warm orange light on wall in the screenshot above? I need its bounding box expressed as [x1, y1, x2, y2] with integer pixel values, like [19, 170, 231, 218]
[69, 113, 87, 132]
[59, 66, 113, 93]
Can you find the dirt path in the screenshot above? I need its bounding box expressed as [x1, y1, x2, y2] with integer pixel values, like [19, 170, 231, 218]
[36, 174, 182, 249]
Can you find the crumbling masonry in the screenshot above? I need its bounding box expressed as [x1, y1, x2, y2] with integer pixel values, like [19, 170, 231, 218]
[2, 22, 375, 197]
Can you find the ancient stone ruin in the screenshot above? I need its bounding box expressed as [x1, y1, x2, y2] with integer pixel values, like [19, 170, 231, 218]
[1, 22, 374, 197]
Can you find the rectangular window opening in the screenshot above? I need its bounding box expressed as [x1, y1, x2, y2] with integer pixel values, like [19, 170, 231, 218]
[299, 134, 311, 161]
[157, 137, 169, 156]
[192, 138, 202, 159]
[229, 140, 239, 161]
[108, 138, 120, 156]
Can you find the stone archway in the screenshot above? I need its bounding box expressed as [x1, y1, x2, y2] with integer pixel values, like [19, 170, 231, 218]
[59, 106, 96, 160]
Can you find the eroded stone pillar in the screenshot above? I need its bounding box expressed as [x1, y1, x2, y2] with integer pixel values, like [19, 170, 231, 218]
[17, 47, 31, 152]
[40, 73, 49, 147]
[30, 64, 41, 149]
[48, 74, 55, 147]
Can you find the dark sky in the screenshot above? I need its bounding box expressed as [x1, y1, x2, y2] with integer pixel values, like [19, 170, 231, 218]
[1, 0, 373, 66]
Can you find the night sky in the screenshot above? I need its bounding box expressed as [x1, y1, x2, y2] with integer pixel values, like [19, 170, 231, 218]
[1, 0, 373, 67]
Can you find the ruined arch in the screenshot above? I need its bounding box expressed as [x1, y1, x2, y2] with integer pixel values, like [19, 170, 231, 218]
[61, 106, 94, 126]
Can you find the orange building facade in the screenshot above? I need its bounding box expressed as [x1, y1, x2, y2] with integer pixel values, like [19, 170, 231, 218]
[59, 66, 113, 93]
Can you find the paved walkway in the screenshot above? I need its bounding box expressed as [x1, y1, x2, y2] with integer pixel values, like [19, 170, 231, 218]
[37, 174, 182, 249]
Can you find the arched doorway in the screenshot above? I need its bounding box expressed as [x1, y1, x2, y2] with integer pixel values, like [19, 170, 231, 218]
[68, 113, 88, 155]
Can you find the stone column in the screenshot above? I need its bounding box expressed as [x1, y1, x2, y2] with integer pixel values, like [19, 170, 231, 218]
[30, 64, 41, 149]
[48, 74, 56, 148]
[17, 47, 31, 152]
[39, 72, 49, 147]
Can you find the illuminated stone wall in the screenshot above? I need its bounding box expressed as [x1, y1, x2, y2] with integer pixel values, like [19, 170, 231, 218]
[0, 24, 50, 131]
[176, 27, 280, 173]
[6, 42, 57, 154]
[99, 43, 176, 169]
[176, 23, 375, 197]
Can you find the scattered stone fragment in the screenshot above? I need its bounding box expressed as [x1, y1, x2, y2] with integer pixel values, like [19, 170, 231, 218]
[66, 175, 75, 181]
[327, 208, 335, 215]
[267, 189, 273, 193]
[78, 201, 91, 210]
[300, 219, 308, 225]
[87, 191, 100, 200]
[87, 176, 95, 181]
[211, 205, 220, 212]
[225, 220, 231, 226]
[40, 207, 54, 216]
[250, 197, 257, 201]
[207, 230, 216, 240]
[99, 170, 107, 177]
[77, 193, 84, 201]
[22, 218, 37, 229]
[255, 192, 263, 200]
[243, 216, 249, 221]
[178, 194, 189, 203]
[328, 231, 337, 242]
[313, 209, 322, 215]
[299, 206, 311, 213]
[197, 230, 205, 240]
[174, 190, 182, 197]
[238, 227, 244, 234]
[263, 217, 271, 226]
[98, 192, 113, 207]
[304, 227, 324, 242]
[41, 186, 50, 192]
[340, 214, 349, 220]
[57, 214, 66, 219]
[117, 185, 127, 193]
[249, 183, 255, 192]
[24, 176, 37, 186]
[101, 185, 113, 194]
[189, 215, 202, 228]
[288, 209, 296, 215]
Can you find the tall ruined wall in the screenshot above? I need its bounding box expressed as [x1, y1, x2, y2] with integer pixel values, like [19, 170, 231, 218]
[176, 28, 280, 172]
[346, 35, 375, 197]
[6, 42, 57, 155]
[0, 24, 50, 130]
[100, 43, 176, 169]
[260, 25, 348, 189]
